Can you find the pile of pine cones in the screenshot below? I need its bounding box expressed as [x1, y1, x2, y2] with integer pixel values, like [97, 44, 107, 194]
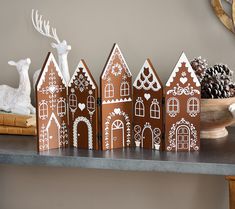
[190, 57, 235, 98]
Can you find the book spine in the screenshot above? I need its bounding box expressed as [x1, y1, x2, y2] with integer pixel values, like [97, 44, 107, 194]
[0, 115, 30, 127]
[0, 125, 37, 136]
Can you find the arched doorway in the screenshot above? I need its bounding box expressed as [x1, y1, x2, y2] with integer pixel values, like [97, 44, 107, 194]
[46, 113, 60, 149]
[111, 119, 124, 149]
[142, 124, 153, 149]
[176, 125, 190, 151]
[73, 117, 93, 149]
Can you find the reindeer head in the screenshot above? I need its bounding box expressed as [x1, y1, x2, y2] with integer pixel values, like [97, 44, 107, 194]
[32, 10, 71, 56]
[8, 58, 31, 73]
[51, 40, 71, 56]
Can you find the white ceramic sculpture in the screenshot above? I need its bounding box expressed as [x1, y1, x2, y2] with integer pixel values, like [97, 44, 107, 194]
[32, 9, 71, 86]
[0, 58, 35, 115]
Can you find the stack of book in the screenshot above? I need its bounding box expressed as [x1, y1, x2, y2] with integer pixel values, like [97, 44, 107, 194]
[0, 112, 37, 136]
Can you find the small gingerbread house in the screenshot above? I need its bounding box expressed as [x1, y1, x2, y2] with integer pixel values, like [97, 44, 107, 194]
[133, 59, 163, 150]
[36, 52, 69, 151]
[165, 52, 201, 151]
[100, 43, 132, 150]
[68, 60, 98, 150]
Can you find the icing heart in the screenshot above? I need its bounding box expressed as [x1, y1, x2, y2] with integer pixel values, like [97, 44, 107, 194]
[114, 108, 121, 115]
[78, 103, 85, 111]
[180, 77, 188, 84]
[144, 93, 151, 100]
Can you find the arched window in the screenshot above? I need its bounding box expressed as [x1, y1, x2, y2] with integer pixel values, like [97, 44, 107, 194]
[105, 83, 114, 98]
[120, 82, 129, 96]
[187, 97, 199, 117]
[150, 99, 160, 119]
[69, 94, 77, 110]
[87, 95, 95, 111]
[39, 101, 48, 119]
[57, 98, 66, 117]
[167, 97, 179, 117]
[135, 98, 145, 117]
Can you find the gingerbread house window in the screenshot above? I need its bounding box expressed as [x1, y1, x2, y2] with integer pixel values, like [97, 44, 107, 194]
[135, 97, 145, 117]
[105, 83, 114, 98]
[39, 101, 48, 119]
[87, 95, 95, 110]
[150, 99, 160, 119]
[187, 97, 199, 117]
[167, 97, 179, 117]
[120, 81, 129, 96]
[57, 98, 66, 117]
[69, 94, 77, 110]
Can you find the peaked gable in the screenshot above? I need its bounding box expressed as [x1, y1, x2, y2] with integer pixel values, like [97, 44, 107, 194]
[133, 59, 162, 91]
[166, 52, 200, 87]
[101, 43, 132, 80]
[68, 59, 97, 89]
[36, 52, 67, 90]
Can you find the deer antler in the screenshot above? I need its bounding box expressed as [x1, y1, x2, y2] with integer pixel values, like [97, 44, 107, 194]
[32, 9, 60, 43]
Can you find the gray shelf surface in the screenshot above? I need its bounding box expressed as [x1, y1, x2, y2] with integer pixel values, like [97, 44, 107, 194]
[0, 128, 235, 175]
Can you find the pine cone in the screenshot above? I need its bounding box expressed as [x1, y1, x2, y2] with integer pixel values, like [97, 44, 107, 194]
[190, 56, 208, 82]
[201, 64, 234, 98]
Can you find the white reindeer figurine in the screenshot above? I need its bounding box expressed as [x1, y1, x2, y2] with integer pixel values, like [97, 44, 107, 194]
[32, 9, 71, 86]
[0, 58, 35, 115]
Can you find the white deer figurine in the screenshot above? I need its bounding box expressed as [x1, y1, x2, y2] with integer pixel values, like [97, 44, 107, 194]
[0, 58, 35, 115]
[32, 9, 71, 86]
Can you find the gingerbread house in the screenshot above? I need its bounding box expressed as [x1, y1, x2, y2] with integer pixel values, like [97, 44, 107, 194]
[100, 44, 132, 150]
[165, 52, 201, 151]
[68, 60, 98, 150]
[36, 52, 69, 151]
[133, 59, 163, 150]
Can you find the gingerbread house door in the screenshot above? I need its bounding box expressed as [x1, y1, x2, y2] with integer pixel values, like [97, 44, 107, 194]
[142, 125, 153, 149]
[73, 117, 93, 149]
[176, 125, 190, 151]
[46, 114, 60, 149]
[111, 119, 124, 149]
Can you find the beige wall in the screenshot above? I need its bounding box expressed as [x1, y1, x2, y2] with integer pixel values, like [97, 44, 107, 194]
[0, 0, 232, 208]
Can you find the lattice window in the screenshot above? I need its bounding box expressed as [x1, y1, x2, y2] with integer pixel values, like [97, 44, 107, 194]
[39, 101, 48, 119]
[87, 95, 95, 110]
[167, 97, 179, 117]
[120, 81, 129, 96]
[135, 98, 145, 117]
[187, 97, 199, 117]
[150, 99, 160, 119]
[69, 94, 77, 110]
[105, 83, 114, 98]
[57, 98, 66, 117]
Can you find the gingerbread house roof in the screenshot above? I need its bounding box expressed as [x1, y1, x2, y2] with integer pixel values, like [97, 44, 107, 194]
[166, 52, 200, 87]
[36, 52, 67, 90]
[133, 59, 162, 91]
[68, 59, 97, 89]
[101, 43, 132, 80]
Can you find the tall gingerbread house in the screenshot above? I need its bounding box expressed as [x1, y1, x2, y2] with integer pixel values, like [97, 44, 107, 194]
[36, 52, 69, 151]
[101, 44, 132, 150]
[165, 52, 201, 151]
[133, 59, 163, 150]
[68, 60, 98, 150]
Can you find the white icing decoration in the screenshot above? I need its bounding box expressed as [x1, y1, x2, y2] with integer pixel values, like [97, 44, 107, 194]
[73, 116, 93, 149]
[167, 118, 199, 151]
[78, 103, 86, 111]
[102, 97, 132, 104]
[144, 93, 151, 100]
[37, 53, 67, 90]
[133, 60, 161, 91]
[68, 60, 96, 90]
[166, 52, 200, 87]
[101, 44, 132, 80]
